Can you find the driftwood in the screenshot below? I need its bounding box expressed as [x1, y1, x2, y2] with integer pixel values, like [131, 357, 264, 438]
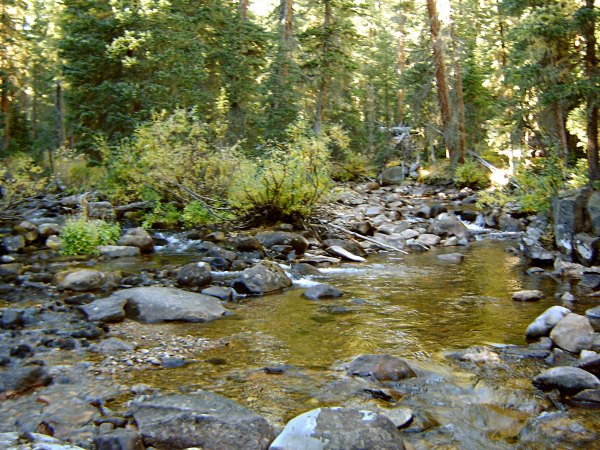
[318, 221, 409, 255]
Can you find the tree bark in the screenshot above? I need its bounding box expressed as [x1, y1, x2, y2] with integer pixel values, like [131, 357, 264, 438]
[1, 75, 9, 153]
[238, 0, 249, 19]
[584, 0, 599, 183]
[450, 20, 465, 164]
[396, 9, 406, 125]
[426, 0, 454, 160]
[280, 0, 294, 78]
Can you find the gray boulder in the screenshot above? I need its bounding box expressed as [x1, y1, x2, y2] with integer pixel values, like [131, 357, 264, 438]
[586, 305, 600, 331]
[326, 245, 366, 262]
[347, 354, 416, 382]
[0, 432, 85, 450]
[0, 365, 52, 393]
[437, 253, 464, 263]
[381, 166, 406, 186]
[303, 284, 343, 300]
[233, 262, 292, 296]
[269, 407, 405, 450]
[573, 233, 600, 267]
[87, 201, 115, 220]
[550, 313, 594, 353]
[201, 286, 234, 301]
[498, 214, 525, 232]
[118, 227, 154, 253]
[98, 245, 141, 258]
[1, 235, 25, 253]
[256, 232, 309, 255]
[525, 306, 572, 339]
[428, 216, 473, 240]
[176, 262, 212, 288]
[111, 287, 228, 323]
[94, 429, 144, 450]
[533, 366, 600, 395]
[576, 354, 600, 377]
[587, 190, 600, 235]
[512, 290, 544, 302]
[572, 389, 600, 404]
[553, 189, 589, 255]
[129, 392, 274, 450]
[57, 269, 107, 291]
[322, 238, 367, 257]
[79, 296, 127, 323]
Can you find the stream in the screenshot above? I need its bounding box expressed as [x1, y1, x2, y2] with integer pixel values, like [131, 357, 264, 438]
[98, 235, 599, 449]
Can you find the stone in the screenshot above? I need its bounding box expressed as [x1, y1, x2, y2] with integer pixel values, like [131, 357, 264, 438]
[573, 232, 600, 267]
[416, 234, 441, 246]
[1, 309, 24, 328]
[586, 190, 600, 236]
[572, 389, 600, 404]
[0, 365, 51, 393]
[561, 292, 576, 302]
[94, 429, 144, 450]
[291, 262, 322, 277]
[533, 366, 600, 395]
[230, 235, 265, 254]
[347, 354, 416, 382]
[176, 261, 212, 288]
[98, 245, 141, 258]
[351, 221, 375, 237]
[512, 290, 544, 302]
[96, 337, 136, 355]
[303, 284, 343, 300]
[0, 263, 23, 278]
[201, 286, 234, 301]
[15, 220, 39, 242]
[130, 392, 274, 450]
[87, 201, 115, 220]
[430, 204, 448, 218]
[117, 228, 154, 253]
[576, 354, 600, 377]
[233, 262, 292, 296]
[326, 245, 367, 262]
[57, 269, 107, 291]
[550, 313, 595, 353]
[381, 166, 407, 185]
[525, 306, 572, 339]
[1, 235, 25, 253]
[553, 189, 589, 255]
[38, 222, 61, 238]
[380, 407, 414, 429]
[79, 296, 127, 323]
[269, 407, 405, 450]
[580, 272, 600, 290]
[111, 287, 228, 323]
[428, 216, 473, 240]
[498, 214, 525, 232]
[437, 253, 464, 263]
[586, 305, 600, 331]
[400, 229, 419, 240]
[46, 235, 62, 251]
[322, 238, 367, 257]
[0, 432, 85, 449]
[256, 231, 309, 255]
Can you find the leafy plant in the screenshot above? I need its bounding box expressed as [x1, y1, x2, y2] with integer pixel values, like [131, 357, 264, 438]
[59, 217, 120, 255]
[0, 153, 48, 209]
[142, 203, 182, 229]
[454, 160, 490, 190]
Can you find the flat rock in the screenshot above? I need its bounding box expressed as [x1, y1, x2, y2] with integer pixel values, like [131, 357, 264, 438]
[0, 365, 52, 393]
[533, 366, 600, 395]
[98, 245, 140, 258]
[130, 392, 274, 449]
[526, 306, 572, 339]
[111, 287, 228, 323]
[572, 389, 600, 404]
[550, 313, 594, 353]
[437, 253, 464, 263]
[347, 354, 416, 382]
[79, 296, 127, 323]
[303, 284, 343, 300]
[269, 407, 405, 450]
[57, 269, 107, 291]
[512, 290, 544, 302]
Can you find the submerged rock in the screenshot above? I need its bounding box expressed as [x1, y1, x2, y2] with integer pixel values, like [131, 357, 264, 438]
[303, 284, 343, 300]
[346, 354, 416, 382]
[130, 392, 274, 450]
[512, 290, 544, 302]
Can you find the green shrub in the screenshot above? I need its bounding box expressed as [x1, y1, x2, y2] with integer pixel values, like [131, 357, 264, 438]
[182, 201, 216, 228]
[53, 147, 106, 193]
[418, 160, 453, 185]
[0, 153, 48, 208]
[454, 160, 490, 190]
[59, 217, 121, 255]
[142, 203, 182, 229]
[229, 122, 333, 224]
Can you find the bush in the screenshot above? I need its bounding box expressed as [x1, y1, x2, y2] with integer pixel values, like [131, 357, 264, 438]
[454, 160, 490, 190]
[418, 160, 453, 185]
[59, 217, 121, 255]
[229, 122, 333, 224]
[53, 147, 106, 193]
[0, 153, 47, 208]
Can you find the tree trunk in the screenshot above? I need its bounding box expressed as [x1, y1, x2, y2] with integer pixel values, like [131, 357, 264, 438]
[450, 20, 465, 164]
[1, 75, 9, 153]
[314, 0, 332, 134]
[584, 0, 599, 183]
[426, 0, 454, 159]
[281, 0, 293, 78]
[55, 79, 65, 151]
[238, 0, 249, 19]
[396, 9, 406, 125]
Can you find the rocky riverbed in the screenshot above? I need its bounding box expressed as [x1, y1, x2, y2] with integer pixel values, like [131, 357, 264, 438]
[1, 181, 599, 449]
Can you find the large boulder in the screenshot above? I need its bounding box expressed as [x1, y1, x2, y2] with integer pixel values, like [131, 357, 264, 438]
[381, 166, 406, 186]
[233, 262, 292, 296]
[303, 284, 343, 300]
[1, 235, 25, 254]
[87, 201, 115, 220]
[269, 407, 405, 450]
[525, 306, 572, 339]
[346, 354, 416, 382]
[56, 269, 108, 292]
[533, 366, 600, 395]
[512, 290, 544, 302]
[587, 190, 600, 236]
[573, 233, 600, 267]
[176, 262, 212, 288]
[550, 313, 595, 353]
[0, 365, 52, 393]
[255, 232, 309, 255]
[79, 296, 127, 323]
[521, 226, 555, 266]
[586, 305, 600, 331]
[553, 189, 589, 255]
[117, 227, 154, 253]
[428, 216, 473, 241]
[111, 287, 228, 323]
[129, 392, 274, 450]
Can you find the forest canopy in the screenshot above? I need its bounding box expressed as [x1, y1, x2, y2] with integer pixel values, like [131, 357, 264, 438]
[1, 0, 599, 223]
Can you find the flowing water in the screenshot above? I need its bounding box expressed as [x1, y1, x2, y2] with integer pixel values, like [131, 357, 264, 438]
[107, 237, 600, 447]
